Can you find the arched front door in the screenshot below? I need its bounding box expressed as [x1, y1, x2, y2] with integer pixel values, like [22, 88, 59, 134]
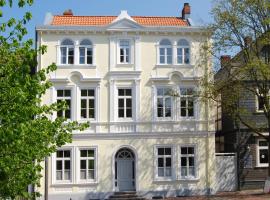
[115, 148, 136, 191]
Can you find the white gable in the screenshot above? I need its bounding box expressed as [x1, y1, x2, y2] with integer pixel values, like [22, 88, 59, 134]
[107, 10, 144, 30]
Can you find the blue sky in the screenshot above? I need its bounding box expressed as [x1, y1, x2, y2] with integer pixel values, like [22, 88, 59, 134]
[3, 0, 213, 41]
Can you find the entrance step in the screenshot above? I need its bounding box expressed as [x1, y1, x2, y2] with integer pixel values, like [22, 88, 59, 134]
[108, 192, 146, 200]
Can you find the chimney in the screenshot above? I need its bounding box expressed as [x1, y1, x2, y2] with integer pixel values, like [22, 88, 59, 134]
[220, 55, 231, 68]
[182, 3, 191, 20]
[244, 36, 252, 47]
[63, 9, 73, 16]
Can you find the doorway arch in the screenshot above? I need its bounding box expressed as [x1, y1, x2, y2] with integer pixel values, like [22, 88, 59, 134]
[114, 147, 136, 191]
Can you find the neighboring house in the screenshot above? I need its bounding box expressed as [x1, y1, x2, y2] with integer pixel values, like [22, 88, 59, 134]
[215, 44, 270, 189]
[36, 3, 215, 200]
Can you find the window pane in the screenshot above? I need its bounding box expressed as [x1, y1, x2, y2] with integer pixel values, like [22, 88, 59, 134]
[81, 99, 87, 108]
[88, 89, 95, 96]
[166, 157, 171, 167]
[118, 109, 124, 118]
[64, 90, 71, 97]
[57, 90, 63, 97]
[157, 98, 163, 108]
[158, 168, 164, 177]
[189, 167, 195, 177]
[118, 89, 125, 96]
[81, 109, 87, 118]
[118, 99, 124, 107]
[181, 157, 187, 166]
[165, 108, 171, 117]
[184, 48, 190, 64]
[64, 160, 70, 170]
[126, 108, 132, 118]
[60, 47, 67, 64]
[188, 108, 194, 117]
[81, 90, 87, 97]
[81, 150, 87, 157]
[126, 98, 132, 108]
[57, 150, 63, 157]
[158, 148, 164, 155]
[88, 160, 94, 169]
[157, 88, 163, 96]
[64, 171, 70, 180]
[65, 109, 71, 119]
[88, 150, 94, 157]
[260, 149, 268, 164]
[167, 56, 172, 64]
[165, 167, 171, 176]
[181, 108, 186, 117]
[68, 48, 74, 64]
[120, 48, 124, 56]
[64, 150, 70, 157]
[160, 48, 165, 55]
[160, 56, 165, 64]
[158, 108, 163, 117]
[188, 147, 194, 154]
[56, 171, 62, 180]
[181, 167, 187, 177]
[181, 147, 188, 154]
[79, 47, 85, 64]
[89, 109, 95, 119]
[80, 170, 87, 179]
[88, 170, 95, 179]
[89, 99, 95, 108]
[126, 89, 132, 96]
[177, 48, 183, 64]
[259, 141, 268, 146]
[80, 160, 86, 169]
[56, 161, 62, 170]
[189, 157, 195, 166]
[165, 98, 171, 108]
[165, 148, 171, 155]
[158, 158, 164, 167]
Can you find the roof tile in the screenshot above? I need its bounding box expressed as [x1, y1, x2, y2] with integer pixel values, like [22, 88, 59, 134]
[51, 16, 189, 27]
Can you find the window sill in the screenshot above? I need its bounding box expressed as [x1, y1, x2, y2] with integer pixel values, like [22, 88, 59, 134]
[52, 182, 98, 187]
[155, 64, 194, 68]
[178, 177, 199, 181]
[153, 177, 175, 182]
[255, 165, 269, 168]
[116, 63, 134, 67]
[57, 64, 96, 69]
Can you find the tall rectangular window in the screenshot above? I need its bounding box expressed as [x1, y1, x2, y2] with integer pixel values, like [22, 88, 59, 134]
[56, 150, 71, 181]
[177, 48, 190, 64]
[118, 89, 132, 118]
[119, 40, 130, 64]
[157, 88, 172, 118]
[180, 146, 196, 178]
[60, 47, 74, 64]
[159, 48, 172, 64]
[79, 47, 93, 65]
[157, 147, 172, 178]
[258, 140, 268, 166]
[81, 89, 95, 119]
[57, 89, 71, 119]
[80, 149, 96, 181]
[180, 88, 194, 117]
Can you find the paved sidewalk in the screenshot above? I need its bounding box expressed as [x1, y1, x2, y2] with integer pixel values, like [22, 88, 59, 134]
[165, 189, 270, 200]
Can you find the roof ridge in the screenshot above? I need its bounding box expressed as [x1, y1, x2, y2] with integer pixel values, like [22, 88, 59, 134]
[54, 15, 182, 19]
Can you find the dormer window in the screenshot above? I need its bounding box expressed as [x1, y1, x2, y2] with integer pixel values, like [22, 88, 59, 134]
[177, 39, 190, 64]
[159, 39, 172, 64]
[79, 39, 93, 65]
[60, 39, 74, 65]
[119, 40, 130, 64]
[261, 45, 270, 64]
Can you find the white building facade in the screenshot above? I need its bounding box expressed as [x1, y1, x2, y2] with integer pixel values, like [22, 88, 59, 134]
[36, 3, 216, 199]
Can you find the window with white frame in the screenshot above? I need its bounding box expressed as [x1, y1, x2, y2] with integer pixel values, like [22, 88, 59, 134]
[79, 39, 93, 65]
[118, 88, 132, 118]
[60, 39, 74, 65]
[81, 89, 95, 120]
[159, 39, 172, 64]
[180, 88, 194, 117]
[177, 39, 190, 64]
[56, 150, 71, 181]
[119, 40, 130, 64]
[80, 149, 96, 181]
[157, 88, 172, 118]
[156, 147, 172, 178]
[180, 146, 196, 178]
[57, 89, 71, 119]
[257, 140, 268, 167]
[257, 94, 264, 112]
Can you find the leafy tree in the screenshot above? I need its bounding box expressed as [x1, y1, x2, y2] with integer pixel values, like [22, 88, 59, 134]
[202, 0, 270, 181]
[0, 1, 87, 199]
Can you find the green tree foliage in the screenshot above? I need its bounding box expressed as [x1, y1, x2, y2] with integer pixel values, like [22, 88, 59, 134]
[202, 0, 270, 175]
[0, 1, 87, 199]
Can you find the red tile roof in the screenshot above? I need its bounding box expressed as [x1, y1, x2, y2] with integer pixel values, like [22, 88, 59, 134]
[51, 16, 189, 27]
